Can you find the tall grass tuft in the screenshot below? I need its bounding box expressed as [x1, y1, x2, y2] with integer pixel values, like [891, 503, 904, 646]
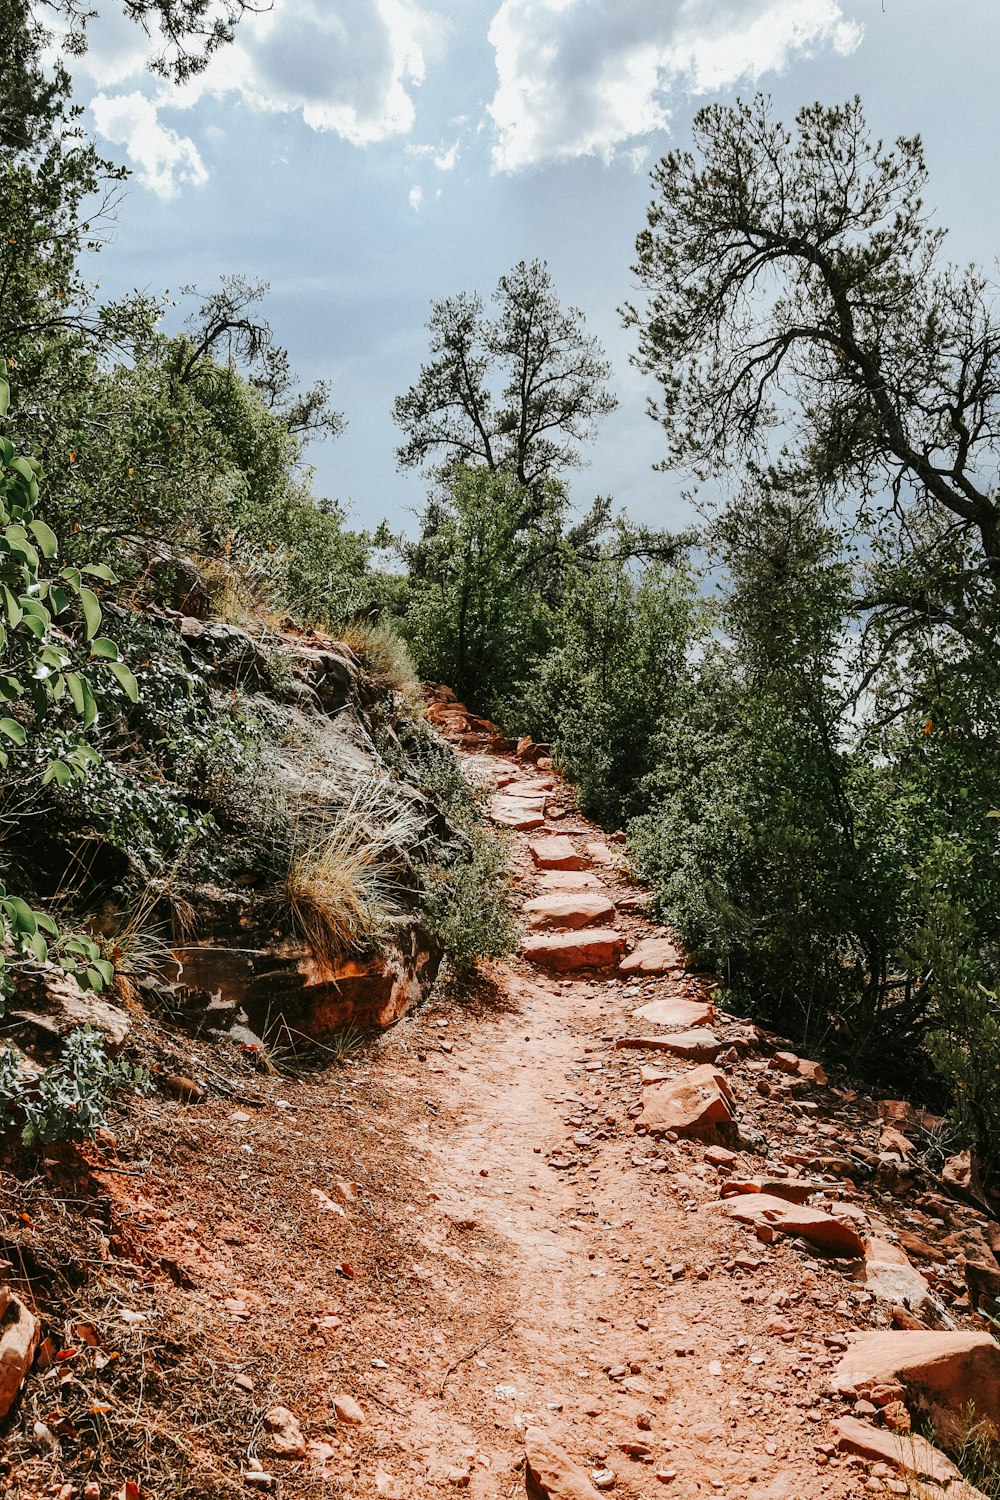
[282, 782, 421, 966]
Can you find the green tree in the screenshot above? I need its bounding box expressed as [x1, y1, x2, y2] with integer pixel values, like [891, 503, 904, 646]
[394, 260, 617, 492]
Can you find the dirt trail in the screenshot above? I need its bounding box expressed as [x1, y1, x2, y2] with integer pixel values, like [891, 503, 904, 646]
[9, 726, 992, 1499]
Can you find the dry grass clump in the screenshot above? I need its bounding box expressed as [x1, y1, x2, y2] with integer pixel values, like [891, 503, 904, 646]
[282, 781, 421, 966]
[338, 618, 421, 701]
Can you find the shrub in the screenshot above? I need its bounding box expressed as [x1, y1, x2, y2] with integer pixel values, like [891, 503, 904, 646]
[0, 1027, 148, 1146]
[338, 619, 421, 702]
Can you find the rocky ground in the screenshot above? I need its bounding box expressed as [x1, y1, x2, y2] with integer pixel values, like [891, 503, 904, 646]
[2, 697, 1000, 1499]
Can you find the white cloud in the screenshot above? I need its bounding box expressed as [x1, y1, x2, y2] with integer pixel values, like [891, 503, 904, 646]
[487, 0, 863, 171]
[82, 0, 438, 192]
[90, 91, 207, 197]
[409, 183, 424, 210]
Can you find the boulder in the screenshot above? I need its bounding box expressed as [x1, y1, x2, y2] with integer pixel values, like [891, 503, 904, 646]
[333, 1393, 365, 1426]
[834, 1416, 965, 1487]
[522, 931, 627, 973]
[529, 836, 589, 871]
[723, 1194, 865, 1257]
[633, 997, 714, 1029]
[862, 1239, 953, 1328]
[833, 1331, 1000, 1444]
[642, 1063, 737, 1142]
[619, 936, 683, 975]
[0, 1288, 39, 1420]
[523, 893, 617, 932]
[524, 1427, 602, 1500]
[10, 963, 131, 1053]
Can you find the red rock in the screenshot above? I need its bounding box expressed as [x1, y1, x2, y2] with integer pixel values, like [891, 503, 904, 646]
[537, 871, 603, 891]
[723, 1194, 865, 1257]
[642, 1064, 736, 1142]
[523, 893, 617, 931]
[524, 1427, 602, 1500]
[263, 1406, 307, 1458]
[619, 937, 683, 975]
[719, 1178, 818, 1205]
[834, 1416, 964, 1485]
[529, 836, 589, 871]
[796, 1059, 829, 1085]
[491, 796, 546, 830]
[633, 997, 713, 1029]
[636, 1027, 722, 1061]
[333, 1393, 365, 1426]
[0, 1289, 39, 1420]
[769, 1050, 800, 1074]
[704, 1146, 739, 1169]
[585, 840, 623, 867]
[833, 1332, 1000, 1444]
[522, 930, 627, 972]
[942, 1152, 973, 1191]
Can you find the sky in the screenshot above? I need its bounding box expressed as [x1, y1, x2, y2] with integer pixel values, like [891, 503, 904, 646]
[64, 0, 1000, 539]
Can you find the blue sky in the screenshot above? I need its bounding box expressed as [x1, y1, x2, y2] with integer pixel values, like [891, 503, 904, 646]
[68, 0, 1000, 538]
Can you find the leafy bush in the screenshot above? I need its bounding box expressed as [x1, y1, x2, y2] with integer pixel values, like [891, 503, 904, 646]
[0, 1027, 148, 1146]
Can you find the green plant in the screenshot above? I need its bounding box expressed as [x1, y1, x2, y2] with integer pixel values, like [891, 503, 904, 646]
[0, 374, 138, 999]
[0, 1026, 149, 1146]
[421, 822, 519, 980]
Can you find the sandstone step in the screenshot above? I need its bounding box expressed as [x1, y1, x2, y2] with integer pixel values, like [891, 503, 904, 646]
[523, 892, 617, 931]
[633, 997, 714, 1029]
[723, 1193, 866, 1257]
[620, 935, 683, 975]
[537, 871, 603, 891]
[521, 929, 627, 972]
[528, 835, 589, 871]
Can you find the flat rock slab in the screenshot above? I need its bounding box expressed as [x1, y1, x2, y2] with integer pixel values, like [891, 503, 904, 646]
[620, 936, 684, 975]
[642, 1063, 736, 1142]
[720, 1178, 818, 1205]
[537, 871, 603, 892]
[633, 997, 714, 1029]
[724, 1192, 865, 1258]
[834, 1416, 964, 1487]
[585, 839, 623, 867]
[524, 1426, 602, 1500]
[522, 930, 627, 972]
[529, 836, 589, 871]
[523, 892, 617, 931]
[833, 1331, 1000, 1444]
[491, 796, 546, 830]
[640, 1027, 722, 1061]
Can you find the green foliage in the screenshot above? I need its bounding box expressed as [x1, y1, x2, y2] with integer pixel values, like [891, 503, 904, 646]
[0, 1027, 149, 1147]
[391, 716, 518, 978]
[0, 378, 139, 995]
[511, 546, 699, 827]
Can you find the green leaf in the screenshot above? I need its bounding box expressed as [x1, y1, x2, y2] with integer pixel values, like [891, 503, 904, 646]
[79, 586, 102, 641]
[29, 931, 48, 963]
[80, 677, 98, 730]
[34, 912, 59, 936]
[4, 896, 37, 935]
[91, 959, 115, 985]
[89, 637, 120, 660]
[80, 563, 117, 584]
[28, 519, 57, 559]
[0, 716, 25, 746]
[105, 659, 139, 703]
[84, 967, 104, 991]
[41, 759, 72, 788]
[48, 585, 69, 617]
[0, 378, 9, 417]
[64, 672, 86, 716]
[2, 586, 22, 627]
